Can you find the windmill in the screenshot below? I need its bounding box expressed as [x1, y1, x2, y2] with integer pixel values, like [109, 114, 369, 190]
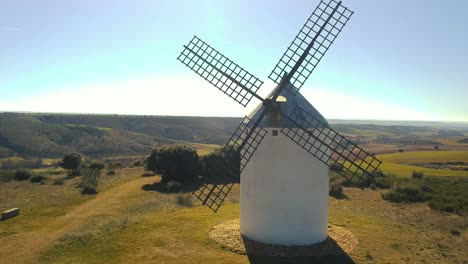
[177, 0, 381, 245]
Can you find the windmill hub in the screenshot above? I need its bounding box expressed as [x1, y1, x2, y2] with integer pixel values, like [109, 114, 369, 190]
[178, 0, 381, 247]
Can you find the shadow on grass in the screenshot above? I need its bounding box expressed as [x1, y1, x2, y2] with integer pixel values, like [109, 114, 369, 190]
[330, 192, 350, 200]
[244, 236, 355, 264]
[141, 180, 203, 194]
[247, 254, 354, 264]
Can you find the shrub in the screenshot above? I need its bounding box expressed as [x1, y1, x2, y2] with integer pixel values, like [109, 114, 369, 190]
[146, 144, 201, 183]
[0, 170, 15, 183]
[330, 162, 343, 172]
[133, 160, 142, 167]
[329, 181, 345, 198]
[82, 185, 97, 194]
[80, 169, 100, 195]
[53, 178, 65, 185]
[382, 182, 429, 203]
[175, 193, 193, 207]
[67, 168, 81, 178]
[106, 170, 116, 176]
[89, 162, 105, 170]
[30, 175, 47, 183]
[60, 152, 81, 171]
[14, 169, 32, 181]
[398, 149, 404, 153]
[373, 173, 394, 189]
[412, 170, 424, 179]
[164, 180, 182, 193]
[200, 145, 240, 180]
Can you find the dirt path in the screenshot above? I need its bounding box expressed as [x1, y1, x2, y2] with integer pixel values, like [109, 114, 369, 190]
[0, 175, 157, 264]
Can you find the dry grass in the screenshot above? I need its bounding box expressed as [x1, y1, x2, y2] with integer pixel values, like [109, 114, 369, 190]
[0, 167, 466, 264]
[208, 219, 358, 256]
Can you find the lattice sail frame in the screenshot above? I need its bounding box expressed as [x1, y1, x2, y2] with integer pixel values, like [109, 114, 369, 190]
[177, 36, 263, 107]
[281, 105, 381, 183]
[269, 0, 353, 94]
[192, 116, 268, 212]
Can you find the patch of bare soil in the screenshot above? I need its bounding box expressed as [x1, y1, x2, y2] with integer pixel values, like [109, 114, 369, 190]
[209, 219, 358, 257]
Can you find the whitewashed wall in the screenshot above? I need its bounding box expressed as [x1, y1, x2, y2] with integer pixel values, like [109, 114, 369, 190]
[240, 128, 329, 245]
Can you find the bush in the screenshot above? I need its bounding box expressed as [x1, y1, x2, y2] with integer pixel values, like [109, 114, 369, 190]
[412, 170, 424, 179]
[82, 185, 97, 195]
[89, 162, 105, 170]
[0, 170, 15, 183]
[60, 152, 81, 171]
[133, 160, 142, 167]
[53, 178, 65, 185]
[146, 144, 201, 183]
[106, 170, 116, 176]
[175, 193, 193, 207]
[80, 169, 100, 195]
[14, 169, 32, 181]
[382, 182, 429, 203]
[329, 180, 345, 198]
[330, 162, 343, 173]
[200, 145, 240, 180]
[30, 175, 47, 183]
[373, 173, 394, 189]
[67, 168, 81, 178]
[164, 180, 182, 193]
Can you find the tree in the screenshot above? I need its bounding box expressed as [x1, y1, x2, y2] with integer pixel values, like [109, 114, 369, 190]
[146, 144, 200, 183]
[60, 152, 81, 176]
[200, 144, 240, 181]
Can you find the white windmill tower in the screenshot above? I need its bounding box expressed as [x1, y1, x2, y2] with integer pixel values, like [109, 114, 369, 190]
[177, 0, 381, 246]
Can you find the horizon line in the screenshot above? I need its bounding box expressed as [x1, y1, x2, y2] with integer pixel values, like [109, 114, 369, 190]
[1, 110, 467, 124]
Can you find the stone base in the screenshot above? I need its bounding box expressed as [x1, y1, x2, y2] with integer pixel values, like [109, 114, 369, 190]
[209, 219, 358, 257]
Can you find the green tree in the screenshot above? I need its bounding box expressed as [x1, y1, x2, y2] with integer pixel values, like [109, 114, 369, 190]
[200, 145, 240, 181]
[60, 152, 82, 176]
[146, 144, 200, 183]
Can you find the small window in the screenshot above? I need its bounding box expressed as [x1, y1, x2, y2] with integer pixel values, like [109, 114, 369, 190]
[272, 130, 278, 136]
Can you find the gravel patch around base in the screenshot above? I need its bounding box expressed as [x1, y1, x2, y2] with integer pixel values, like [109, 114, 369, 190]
[209, 219, 358, 257]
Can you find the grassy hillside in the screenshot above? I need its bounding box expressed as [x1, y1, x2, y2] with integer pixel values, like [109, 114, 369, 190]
[0, 168, 466, 263]
[0, 113, 237, 158]
[1, 112, 467, 159]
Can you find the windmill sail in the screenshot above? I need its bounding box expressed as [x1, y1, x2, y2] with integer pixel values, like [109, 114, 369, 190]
[192, 116, 268, 212]
[269, 0, 353, 94]
[280, 105, 381, 184]
[178, 0, 381, 213]
[177, 36, 263, 107]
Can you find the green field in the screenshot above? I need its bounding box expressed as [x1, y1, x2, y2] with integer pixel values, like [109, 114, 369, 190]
[377, 150, 468, 177]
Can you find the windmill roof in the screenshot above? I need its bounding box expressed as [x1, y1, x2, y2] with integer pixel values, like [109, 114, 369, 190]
[247, 82, 328, 128]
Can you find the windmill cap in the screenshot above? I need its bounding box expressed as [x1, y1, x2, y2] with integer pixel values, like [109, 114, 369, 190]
[247, 81, 328, 128]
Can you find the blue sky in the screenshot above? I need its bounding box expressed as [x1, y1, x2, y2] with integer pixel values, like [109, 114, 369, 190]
[1, 0, 467, 121]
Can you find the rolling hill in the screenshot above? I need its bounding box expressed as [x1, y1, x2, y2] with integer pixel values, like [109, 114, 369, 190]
[0, 112, 467, 158]
[0, 113, 240, 158]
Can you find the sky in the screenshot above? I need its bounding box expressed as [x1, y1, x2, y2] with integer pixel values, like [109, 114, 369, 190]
[1, 0, 467, 121]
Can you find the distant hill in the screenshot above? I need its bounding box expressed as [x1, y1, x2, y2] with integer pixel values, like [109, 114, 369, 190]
[0, 112, 467, 158]
[0, 113, 240, 158]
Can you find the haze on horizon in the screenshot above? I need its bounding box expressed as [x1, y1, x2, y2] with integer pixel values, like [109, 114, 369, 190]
[1, 0, 467, 122]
